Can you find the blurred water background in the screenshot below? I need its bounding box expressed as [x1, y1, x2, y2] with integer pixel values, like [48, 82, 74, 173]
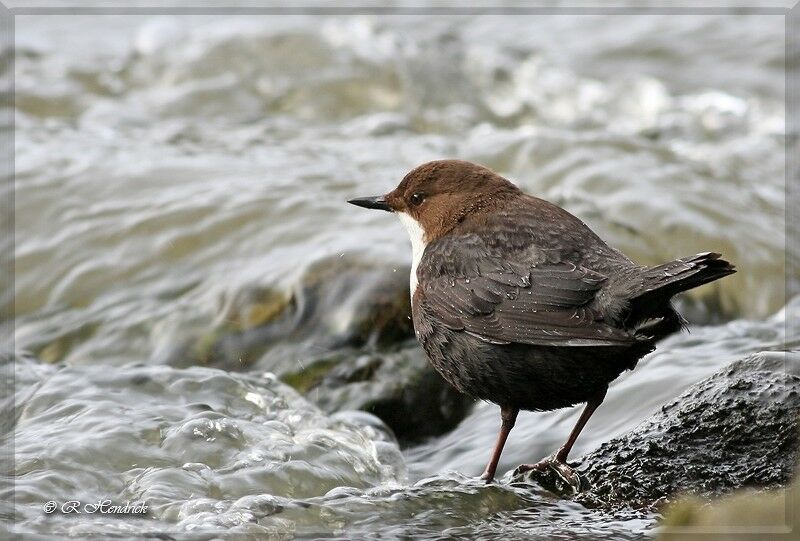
[4, 8, 793, 539]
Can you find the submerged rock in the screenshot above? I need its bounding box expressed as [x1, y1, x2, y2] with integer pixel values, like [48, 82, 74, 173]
[294, 254, 413, 349]
[164, 253, 413, 372]
[281, 346, 474, 443]
[659, 482, 799, 541]
[161, 255, 461, 442]
[513, 351, 800, 509]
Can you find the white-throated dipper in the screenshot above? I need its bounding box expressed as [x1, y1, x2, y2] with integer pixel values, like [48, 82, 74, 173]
[348, 159, 735, 487]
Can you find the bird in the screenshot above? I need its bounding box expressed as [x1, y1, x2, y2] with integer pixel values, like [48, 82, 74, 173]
[347, 159, 735, 488]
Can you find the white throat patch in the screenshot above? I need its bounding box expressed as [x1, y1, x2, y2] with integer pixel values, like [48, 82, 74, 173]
[397, 212, 426, 299]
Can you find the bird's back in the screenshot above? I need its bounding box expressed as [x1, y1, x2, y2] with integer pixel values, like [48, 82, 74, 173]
[415, 192, 733, 355]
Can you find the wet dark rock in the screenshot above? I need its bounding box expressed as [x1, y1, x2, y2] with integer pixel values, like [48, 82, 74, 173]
[513, 351, 800, 509]
[281, 345, 474, 444]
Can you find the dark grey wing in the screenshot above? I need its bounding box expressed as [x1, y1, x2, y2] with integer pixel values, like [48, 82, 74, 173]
[418, 236, 641, 347]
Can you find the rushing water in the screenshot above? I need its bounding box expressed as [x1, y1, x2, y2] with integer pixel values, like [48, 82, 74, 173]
[5, 10, 792, 540]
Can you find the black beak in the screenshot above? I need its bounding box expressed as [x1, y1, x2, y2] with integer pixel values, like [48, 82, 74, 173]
[347, 195, 392, 212]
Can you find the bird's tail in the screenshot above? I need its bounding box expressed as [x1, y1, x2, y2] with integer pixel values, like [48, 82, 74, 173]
[638, 252, 736, 301]
[624, 252, 735, 339]
[631, 252, 736, 320]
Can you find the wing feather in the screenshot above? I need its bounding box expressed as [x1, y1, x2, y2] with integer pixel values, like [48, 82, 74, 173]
[418, 239, 640, 347]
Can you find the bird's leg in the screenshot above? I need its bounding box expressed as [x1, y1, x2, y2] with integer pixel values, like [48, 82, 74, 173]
[515, 387, 608, 492]
[479, 406, 519, 483]
[553, 386, 607, 463]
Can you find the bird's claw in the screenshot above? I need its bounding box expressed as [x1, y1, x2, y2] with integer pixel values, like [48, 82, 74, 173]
[514, 456, 583, 495]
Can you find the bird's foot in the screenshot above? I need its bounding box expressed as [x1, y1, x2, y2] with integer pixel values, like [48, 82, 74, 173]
[479, 468, 497, 484]
[513, 456, 583, 495]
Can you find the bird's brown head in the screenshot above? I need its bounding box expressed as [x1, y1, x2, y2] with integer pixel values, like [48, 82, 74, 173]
[348, 159, 520, 244]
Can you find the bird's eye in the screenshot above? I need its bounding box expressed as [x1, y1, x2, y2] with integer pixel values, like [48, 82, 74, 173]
[410, 192, 425, 206]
